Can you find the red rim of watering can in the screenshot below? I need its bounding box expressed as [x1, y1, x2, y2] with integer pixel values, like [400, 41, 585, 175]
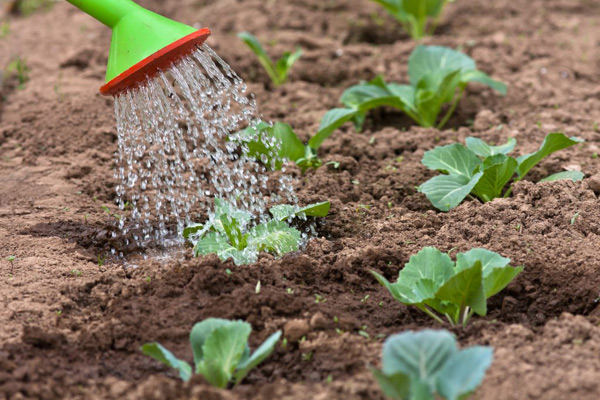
[100, 28, 211, 96]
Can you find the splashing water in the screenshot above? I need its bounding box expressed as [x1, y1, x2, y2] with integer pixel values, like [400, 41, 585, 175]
[112, 44, 298, 249]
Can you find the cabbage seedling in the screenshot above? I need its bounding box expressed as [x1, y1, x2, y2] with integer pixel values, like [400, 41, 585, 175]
[236, 108, 358, 172]
[419, 133, 584, 211]
[372, 247, 523, 327]
[340, 45, 506, 130]
[371, 0, 456, 39]
[183, 198, 330, 265]
[141, 318, 281, 387]
[373, 329, 493, 400]
[238, 32, 302, 87]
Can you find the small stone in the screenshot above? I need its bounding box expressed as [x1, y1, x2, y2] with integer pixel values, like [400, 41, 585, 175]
[284, 319, 310, 342]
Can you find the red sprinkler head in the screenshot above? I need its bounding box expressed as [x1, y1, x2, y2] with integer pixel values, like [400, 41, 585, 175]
[100, 28, 211, 96]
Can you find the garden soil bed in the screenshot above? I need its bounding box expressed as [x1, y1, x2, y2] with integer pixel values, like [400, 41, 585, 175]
[2, 0, 600, 399]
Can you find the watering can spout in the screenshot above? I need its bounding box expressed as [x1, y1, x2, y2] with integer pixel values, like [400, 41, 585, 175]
[65, 0, 211, 96]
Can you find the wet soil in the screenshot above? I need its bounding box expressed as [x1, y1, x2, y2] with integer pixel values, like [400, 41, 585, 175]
[1, 0, 600, 399]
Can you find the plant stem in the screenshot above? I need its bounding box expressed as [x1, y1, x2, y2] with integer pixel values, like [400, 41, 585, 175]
[437, 87, 465, 130]
[428, 0, 448, 36]
[461, 306, 471, 328]
[399, 20, 412, 38]
[504, 179, 520, 198]
[421, 306, 447, 326]
[464, 309, 475, 326]
[404, 109, 422, 126]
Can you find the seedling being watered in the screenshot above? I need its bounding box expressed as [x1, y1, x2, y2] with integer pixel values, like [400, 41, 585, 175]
[340, 45, 506, 130]
[370, 0, 456, 40]
[372, 329, 493, 400]
[419, 133, 584, 211]
[141, 318, 281, 387]
[238, 32, 302, 87]
[372, 247, 523, 327]
[183, 198, 330, 266]
[235, 108, 358, 173]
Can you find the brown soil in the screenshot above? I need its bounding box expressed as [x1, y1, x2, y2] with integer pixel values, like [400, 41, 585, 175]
[2, 0, 600, 399]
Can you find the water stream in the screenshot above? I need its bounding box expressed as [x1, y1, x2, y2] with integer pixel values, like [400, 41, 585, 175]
[112, 44, 297, 251]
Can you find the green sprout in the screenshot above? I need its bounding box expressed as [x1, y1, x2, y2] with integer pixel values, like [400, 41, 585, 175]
[373, 329, 493, 399]
[97, 254, 106, 266]
[236, 108, 357, 173]
[419, 133, 584, 211]
[370, 0, 456, 40]
[6, 57, 30, 89]
[183, 198, 330, 266]
[340, 45, 506, 130]
[238, 32, 302, 86]
[372, 247, 522, 327]
[141, 318, 281, 387]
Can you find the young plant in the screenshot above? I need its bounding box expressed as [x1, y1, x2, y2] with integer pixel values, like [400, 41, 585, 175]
[7, 255, 15, 271]
[5, 57, 30, 89]
[371, 0, 455, 39]
[372, 329, 493, 400]
[340, 45, 506, 130]
[419, 133, 584, 211]
[236, 108, 358, 172]
[372, 247, 523, 327]
[238, 32, 302, 87]
[183, 198, 330, 266]
[141, 318, 281, 387]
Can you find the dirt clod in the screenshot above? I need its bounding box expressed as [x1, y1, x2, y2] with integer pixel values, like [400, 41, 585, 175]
[284, 319, 310, 343]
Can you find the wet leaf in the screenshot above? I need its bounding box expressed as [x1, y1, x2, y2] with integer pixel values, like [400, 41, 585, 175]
[248, 220, 301, 256]
[269, 201, 331, 221]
